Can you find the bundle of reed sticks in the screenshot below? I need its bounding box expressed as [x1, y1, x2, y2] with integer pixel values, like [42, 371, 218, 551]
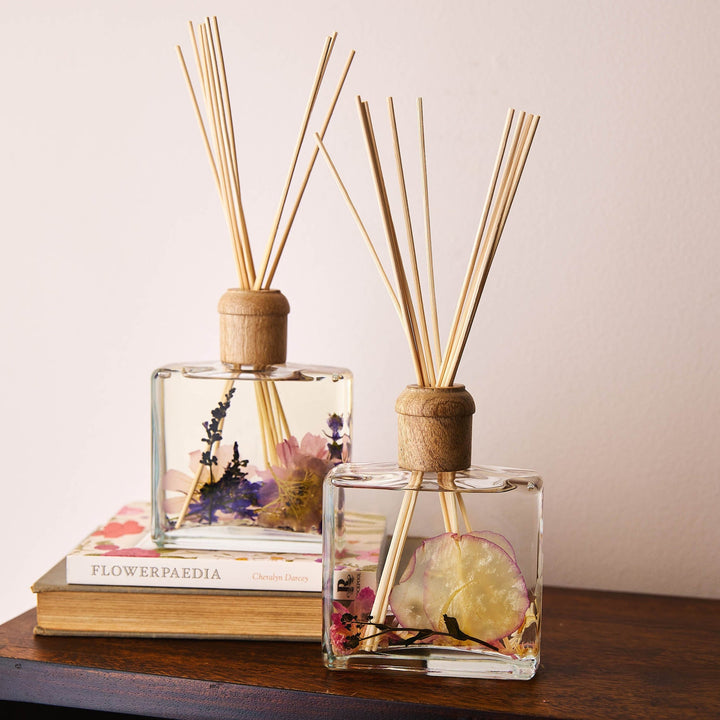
[316, 96, 539, 646]
[172, 18, 354, 530]
[176, 18, 354, 289]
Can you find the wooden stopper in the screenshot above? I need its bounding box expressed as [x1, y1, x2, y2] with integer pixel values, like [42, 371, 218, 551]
[395, 385, 475, 472]
[218, 289, 290, 368]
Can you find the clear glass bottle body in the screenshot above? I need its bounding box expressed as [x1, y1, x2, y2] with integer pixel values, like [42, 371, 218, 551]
[152, 361, 352, 551]
[323, 463, 542, 680]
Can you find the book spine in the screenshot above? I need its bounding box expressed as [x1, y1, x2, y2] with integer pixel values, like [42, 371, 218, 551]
[65, 554, 322, 592]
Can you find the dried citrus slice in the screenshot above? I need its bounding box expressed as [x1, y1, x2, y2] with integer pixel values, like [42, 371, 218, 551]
[468, 530, 517, 560]
[390, 532, 529, 644]
[388, 539, 433, 628]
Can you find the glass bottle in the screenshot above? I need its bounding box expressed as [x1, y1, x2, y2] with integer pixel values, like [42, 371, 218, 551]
[323, 385, 542, 680]
[152, 288, 352, 552]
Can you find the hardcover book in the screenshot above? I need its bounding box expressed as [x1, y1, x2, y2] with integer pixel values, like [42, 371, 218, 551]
[33, 559, 322, 640]
[65, 501, 384, 593]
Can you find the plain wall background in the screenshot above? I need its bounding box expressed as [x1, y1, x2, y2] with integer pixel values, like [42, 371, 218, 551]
[1, 0, 718, 624]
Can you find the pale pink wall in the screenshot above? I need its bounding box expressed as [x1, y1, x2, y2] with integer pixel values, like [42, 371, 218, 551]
[1, 0, 718, 623]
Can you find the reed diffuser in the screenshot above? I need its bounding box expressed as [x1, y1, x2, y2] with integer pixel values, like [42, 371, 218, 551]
[317, 98, 542, 678]
[151, 18, 354, 552]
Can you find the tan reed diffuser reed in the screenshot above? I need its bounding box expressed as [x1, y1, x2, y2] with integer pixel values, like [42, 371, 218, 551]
[318, 97, 544, 679]
[151, 18, 354, 552]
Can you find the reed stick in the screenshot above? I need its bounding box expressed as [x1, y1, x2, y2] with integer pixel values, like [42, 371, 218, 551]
[357, 98, 427, 386]
[176, 46, 221, 195]
[198, 22, 251, 288]
[314, 134, 402, 319]
[177, 43, 246, 286]
[388, 97, 436, 385]
[438, 471, 459, 533]
[417, 98, 443, 370]
[259, 382, 281, 459]
[178, 18, 350, 289]
[361, 470, 422, 648]
[437, 107, 515, 388]
[269, 382, 291, 440]
[263, 49, 356, 289]
[254, 33, 336, 290]
[208, 17, 255, 285]
[438, 491, 453, 532]
[415, 100, 461, 530]
[457, 492, 472, 532]
[256, 387, 271, 469]
[443, 113, 539, 386]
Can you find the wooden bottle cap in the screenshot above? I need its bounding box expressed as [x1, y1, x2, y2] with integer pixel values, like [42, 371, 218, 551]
[395, 385, 475, 472]
[218, 289, 290, 368]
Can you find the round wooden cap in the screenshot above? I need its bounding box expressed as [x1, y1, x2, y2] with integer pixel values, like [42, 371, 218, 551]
[218, 289, 290, 368]
[395, 385, 475, 472]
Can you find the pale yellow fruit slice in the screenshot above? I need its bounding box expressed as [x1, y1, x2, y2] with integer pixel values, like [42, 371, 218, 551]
[390, 532, 529, 643]
[468, 530, 516, 561]
[388, 542, 432, 628]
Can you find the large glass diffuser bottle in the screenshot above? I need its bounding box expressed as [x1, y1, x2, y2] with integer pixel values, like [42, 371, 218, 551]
[323, 385, 541, 679]
[152, 21, 356, 551]
[153, 289, 352, 551]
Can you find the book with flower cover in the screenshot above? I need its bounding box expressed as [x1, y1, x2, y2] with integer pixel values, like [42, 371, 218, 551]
[32, 558, 324, 639]
[65, 501, 385, 593]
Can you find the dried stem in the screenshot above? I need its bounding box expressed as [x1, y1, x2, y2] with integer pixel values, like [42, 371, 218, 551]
[175, 379, 236, 528]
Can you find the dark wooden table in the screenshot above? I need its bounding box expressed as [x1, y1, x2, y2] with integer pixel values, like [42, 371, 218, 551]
[0, 586, 718, 719]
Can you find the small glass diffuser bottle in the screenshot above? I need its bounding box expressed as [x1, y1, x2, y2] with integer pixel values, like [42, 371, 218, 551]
[317, 94, 542, 679]
[323, 385, 542, 679]
[152, 288, 352, 551]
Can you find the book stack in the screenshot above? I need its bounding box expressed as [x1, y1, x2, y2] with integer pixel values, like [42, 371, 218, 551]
[32, 502, 385, 640]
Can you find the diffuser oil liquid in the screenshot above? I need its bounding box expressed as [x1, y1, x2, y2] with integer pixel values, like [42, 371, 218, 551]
[152, 362, 352, 552]
[323, 463, 542, 680]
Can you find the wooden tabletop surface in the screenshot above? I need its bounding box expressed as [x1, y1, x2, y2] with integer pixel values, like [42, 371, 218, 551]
[1, 586, 718, 719]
